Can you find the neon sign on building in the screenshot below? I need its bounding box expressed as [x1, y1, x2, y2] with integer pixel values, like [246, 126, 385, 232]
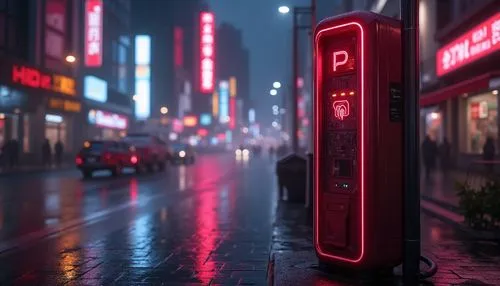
[200, 12, 215, 93]
[436, 12, 500, 76]
[85, 0, 103, 67]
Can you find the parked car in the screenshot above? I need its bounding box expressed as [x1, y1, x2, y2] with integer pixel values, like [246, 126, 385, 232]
[122, 133, 171, 172]
[76, 140, 139, 178]
[171, 143, 196, 165]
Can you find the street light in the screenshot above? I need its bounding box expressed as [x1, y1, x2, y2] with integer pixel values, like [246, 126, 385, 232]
[278, 6, 290, 14]
[273, 81, 282, 89]
[65, 54, 76, 63]
[270, 89, 278, 96]
[160, 106, 169, 115]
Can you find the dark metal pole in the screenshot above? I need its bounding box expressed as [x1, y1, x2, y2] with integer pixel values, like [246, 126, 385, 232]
[402, 0, 420, 284]
[292, 8, 299, 153]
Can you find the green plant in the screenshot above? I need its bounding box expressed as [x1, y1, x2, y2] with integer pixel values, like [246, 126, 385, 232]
[456, 179, 500, 230]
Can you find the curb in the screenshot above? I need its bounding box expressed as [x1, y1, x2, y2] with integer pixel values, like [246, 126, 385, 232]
[420, 197, 500, 240]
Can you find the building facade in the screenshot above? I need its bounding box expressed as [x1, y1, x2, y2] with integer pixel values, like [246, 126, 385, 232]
[79, 0, 135, 142]
[216, 22, 250, 131]
[420, 0, 500, 168]
[0, 0, 82, 164]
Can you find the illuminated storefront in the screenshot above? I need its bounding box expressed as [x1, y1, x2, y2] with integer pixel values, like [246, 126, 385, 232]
[0, 58, 81, 158]
[420, 10, 500, 167]
[87, 109, 128, 140]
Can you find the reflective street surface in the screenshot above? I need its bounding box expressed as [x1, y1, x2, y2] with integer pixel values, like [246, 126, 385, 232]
[1, 153, 499, 285]
[0, 153, 276, 285]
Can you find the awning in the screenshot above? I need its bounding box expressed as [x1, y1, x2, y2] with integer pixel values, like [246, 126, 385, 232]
[420, 71, 500, 107]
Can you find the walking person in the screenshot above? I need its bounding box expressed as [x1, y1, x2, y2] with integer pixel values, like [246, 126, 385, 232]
[439, 137, 451, 175]
[42, 139, 52, 167]
[55, 140, 64, 167]
[482, 136, 496, 175]
[422, 135, 438, 181]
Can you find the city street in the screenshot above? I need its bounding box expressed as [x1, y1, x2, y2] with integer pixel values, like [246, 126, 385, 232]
[0, 153, 499, 285]
[0, 153, 277, 285]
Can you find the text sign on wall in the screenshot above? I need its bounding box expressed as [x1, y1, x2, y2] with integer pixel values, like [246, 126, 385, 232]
[88, 109, 128, 130]
[437, 12, 500, 76]
[85, 0, 103, 67]
[200, 12, 215, 93]
[12, 65, 76, 96]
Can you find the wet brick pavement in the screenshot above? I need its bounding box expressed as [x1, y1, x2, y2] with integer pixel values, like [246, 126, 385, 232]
[271, 203, 500, 286]
[0, 154, 277, 285]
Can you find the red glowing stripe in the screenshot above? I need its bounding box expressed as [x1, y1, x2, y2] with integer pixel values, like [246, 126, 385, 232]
[314, 22, 365, 264]
[229, 98, 236, 129]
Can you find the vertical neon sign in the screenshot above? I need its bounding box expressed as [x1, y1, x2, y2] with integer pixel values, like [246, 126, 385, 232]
[200, 12, 215, 93]
[219, 81, 229, 123]
[135, 35, 151, 119]
[85, 0, 103, 67]
[229, 98, 236, 129]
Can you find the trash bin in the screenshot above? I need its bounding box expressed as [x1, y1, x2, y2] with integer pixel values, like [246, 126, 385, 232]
[276, 154, 307, 203]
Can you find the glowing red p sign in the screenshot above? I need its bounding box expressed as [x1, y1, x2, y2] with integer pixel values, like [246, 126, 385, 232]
[333, 51, 348, 72]
[330, 41, 356, 75]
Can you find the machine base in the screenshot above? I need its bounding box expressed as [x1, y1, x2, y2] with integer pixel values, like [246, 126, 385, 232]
[317, 261, 395, 283]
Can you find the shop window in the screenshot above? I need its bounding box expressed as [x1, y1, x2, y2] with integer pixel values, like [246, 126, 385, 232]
[466, 93, 498, 154]
[45, 118, 67, 154]
[424, 109, 443, 143]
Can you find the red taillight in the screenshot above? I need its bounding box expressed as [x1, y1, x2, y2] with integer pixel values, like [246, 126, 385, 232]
[131, 155, 138, 164]
[103, 153, 112, 160]
[76, 156, 83, 165]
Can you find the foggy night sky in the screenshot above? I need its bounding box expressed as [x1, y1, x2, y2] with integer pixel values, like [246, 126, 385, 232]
[207, 0, 311, 126]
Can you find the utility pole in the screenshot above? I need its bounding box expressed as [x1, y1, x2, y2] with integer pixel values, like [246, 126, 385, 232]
[402, 0, 420, 284]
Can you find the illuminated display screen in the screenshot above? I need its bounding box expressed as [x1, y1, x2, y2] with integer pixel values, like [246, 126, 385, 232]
[219, 81, 229, 123]
[135, 35, 151, 119]
[322, 32, 358, 182]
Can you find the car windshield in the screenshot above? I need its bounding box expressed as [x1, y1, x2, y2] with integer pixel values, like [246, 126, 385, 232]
[172, 143, 188, 151]
[123, 136, 151, 147]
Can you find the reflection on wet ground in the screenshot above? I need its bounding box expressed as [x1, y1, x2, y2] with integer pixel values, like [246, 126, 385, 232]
[0, 153, 276, 285]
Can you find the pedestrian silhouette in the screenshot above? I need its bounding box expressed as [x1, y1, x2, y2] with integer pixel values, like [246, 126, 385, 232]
[482, 136, 496, 175]
[439, 137, 451, 175]
[42, 139, 52, 167]
[422, 135, 438, 180]
[55, 140, 64, 167]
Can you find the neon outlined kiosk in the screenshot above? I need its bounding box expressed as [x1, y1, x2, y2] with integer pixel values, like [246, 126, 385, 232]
[313, 11, 403, 269]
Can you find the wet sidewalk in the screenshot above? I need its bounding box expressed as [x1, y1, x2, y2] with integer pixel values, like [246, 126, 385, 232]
[270, 202, 500, 286]
[0, 163, 74, 177]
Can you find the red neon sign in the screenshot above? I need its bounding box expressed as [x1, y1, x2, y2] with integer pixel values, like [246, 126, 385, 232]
[174, 27, 184, 68]
[197, 128, 208, 137]
[333, 100, 350, 120]
[85, 0, 103, 67]
[437, 12, 500, 76]
[315, 22, 366, 264]
[12, 65, 52, 90]
[12, 65, 76, 96]
[229, 97, 236, 129]
[200, 12, 215, 93]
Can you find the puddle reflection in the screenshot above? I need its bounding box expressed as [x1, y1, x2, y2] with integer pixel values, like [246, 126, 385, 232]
[58, 232, 81, 280]
[194, 191, 219, 284]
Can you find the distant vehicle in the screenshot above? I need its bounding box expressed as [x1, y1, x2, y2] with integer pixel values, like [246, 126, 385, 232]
[235, 145, 250, 156]
[76, 140, 139, 178]
[171, 143, 196, 165]
[122, 133, 172, 172]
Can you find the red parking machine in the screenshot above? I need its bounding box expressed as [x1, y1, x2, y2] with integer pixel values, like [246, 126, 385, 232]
[313, 11, 403, 269]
